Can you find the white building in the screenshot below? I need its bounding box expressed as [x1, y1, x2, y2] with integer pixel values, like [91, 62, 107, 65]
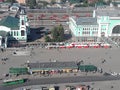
[69, 6, 120, 42]
[0, 9, 30, 48]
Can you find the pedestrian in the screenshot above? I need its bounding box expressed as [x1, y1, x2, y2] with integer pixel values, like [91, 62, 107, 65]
[1, 48, 4, 52]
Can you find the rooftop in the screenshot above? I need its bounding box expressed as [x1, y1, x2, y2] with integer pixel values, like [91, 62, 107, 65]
[96, 6, 120, 17]
[73, 16, 98, 25]
[96, 10, 120, 17]
[0, 16, 19, 30]
[28, 61, 78, 70]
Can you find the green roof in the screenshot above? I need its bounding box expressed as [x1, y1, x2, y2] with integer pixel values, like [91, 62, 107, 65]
[0, 16, 19, 30]
[9, 67, 28, 75]
[78, 65, 97, 72]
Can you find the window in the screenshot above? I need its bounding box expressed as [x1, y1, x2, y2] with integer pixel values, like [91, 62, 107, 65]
[14, 31, 16, 36]
[22, 20, 24, 25]
[17, 31, 19, 36]
[21, 30, 25, 36]
[11, 31, 13, 36]
[82, 31, 90, 35]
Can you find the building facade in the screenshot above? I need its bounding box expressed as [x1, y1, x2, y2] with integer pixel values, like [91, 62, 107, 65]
[0, 9, 30, 47]
[69, 6, 120, 42]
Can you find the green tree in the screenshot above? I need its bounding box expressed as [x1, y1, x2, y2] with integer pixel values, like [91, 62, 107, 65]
[39, 1, 48, 6]
[5, 0, 16, 3]
[44, 35, 51, 42]
[83, 0, 88, 7]
[51, 24, 64, 42]
[37, 1, 49, 8]
[51, 26, 58, 39]
[26, 0, 36, 9]
[51, 0, 56, 5]
[61, 0, 66, 3]
[58, 24, 64, 41]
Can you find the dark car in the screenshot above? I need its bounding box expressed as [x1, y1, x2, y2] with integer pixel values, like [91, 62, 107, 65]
[103, 72, 111, 76]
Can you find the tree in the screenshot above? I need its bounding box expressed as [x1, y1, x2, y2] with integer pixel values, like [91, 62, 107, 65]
[26, 0, 36, 9]
[83, 0, 88, 7]
[51, 0, 56, 5]
[36, 1, 49, 9]
[61, 0, 67, 3]
[51, 26, 58, 40]
[44, 35, 51, 42]
[51, 24, 64, 42]
[5, 0, 16, 3]
[58, 24, 64, 41]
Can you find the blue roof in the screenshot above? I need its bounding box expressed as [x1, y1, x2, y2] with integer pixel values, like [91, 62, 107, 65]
[75, 17, 98, 25]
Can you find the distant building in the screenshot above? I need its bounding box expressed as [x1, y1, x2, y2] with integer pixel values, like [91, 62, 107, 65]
[69, 6, 120, 42]
[0, 9, 30, 48]
[16, 0, 26, 4]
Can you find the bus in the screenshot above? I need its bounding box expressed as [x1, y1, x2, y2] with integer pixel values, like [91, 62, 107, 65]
[2, 78, 26, 86]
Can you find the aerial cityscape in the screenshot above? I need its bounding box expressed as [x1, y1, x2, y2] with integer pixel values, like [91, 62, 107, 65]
[1, 0, 120, 90]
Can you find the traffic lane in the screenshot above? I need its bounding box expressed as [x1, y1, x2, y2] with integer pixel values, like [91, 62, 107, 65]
[28, 75, 120, 85]
[1, 75, 120, 90]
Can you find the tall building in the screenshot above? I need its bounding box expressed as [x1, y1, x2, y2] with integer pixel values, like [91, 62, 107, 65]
[0, 9, 30, 48]
[69, 6, 120, 42]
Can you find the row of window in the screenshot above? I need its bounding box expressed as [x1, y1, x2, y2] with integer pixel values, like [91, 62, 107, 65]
[83, 28, 98, 31]
[82, 31, 98, 35]
[82, 31, 90, 35]
[9, 30, 25, 36]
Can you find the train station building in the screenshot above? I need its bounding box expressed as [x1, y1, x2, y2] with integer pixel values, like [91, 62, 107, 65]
[0, 9, 30, 48]
[69, 6, 120, 42]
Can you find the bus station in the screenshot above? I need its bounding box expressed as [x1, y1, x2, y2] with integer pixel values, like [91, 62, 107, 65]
[27, 61, 78, 75]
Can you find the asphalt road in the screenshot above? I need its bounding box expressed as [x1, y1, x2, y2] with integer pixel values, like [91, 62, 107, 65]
[0, 75, 120, 90]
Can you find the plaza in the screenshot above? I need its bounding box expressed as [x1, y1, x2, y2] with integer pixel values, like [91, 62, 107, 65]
[0, 47, 120, 78]
[0, 47, 120, 90]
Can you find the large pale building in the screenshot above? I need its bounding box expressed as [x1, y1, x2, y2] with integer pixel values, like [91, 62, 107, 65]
[69, 6, 120, 42]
